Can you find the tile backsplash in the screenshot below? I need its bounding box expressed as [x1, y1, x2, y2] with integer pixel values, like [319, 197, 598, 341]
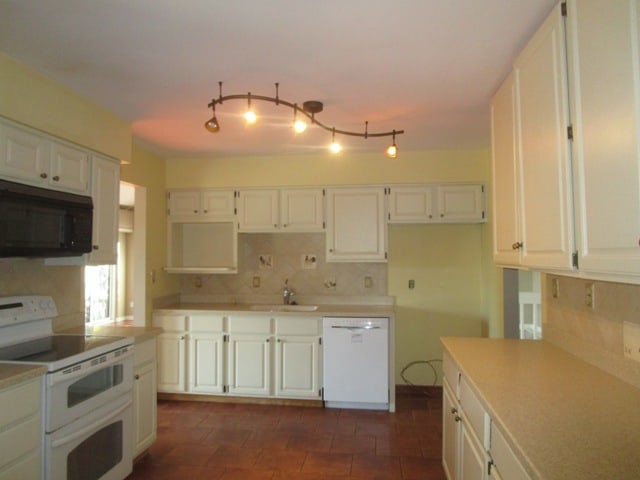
[0, 258, 84, 331]
[543, 274, 640, 389]
[179, 233, 387, 299]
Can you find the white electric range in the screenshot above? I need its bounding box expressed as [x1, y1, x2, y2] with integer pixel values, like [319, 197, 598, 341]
[0, 295, 134, 480]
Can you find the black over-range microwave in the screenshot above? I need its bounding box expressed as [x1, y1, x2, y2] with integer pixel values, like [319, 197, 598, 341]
[0, 178, 93, 258]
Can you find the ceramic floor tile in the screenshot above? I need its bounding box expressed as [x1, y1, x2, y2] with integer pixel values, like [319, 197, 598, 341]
[128, 389, 447, 480]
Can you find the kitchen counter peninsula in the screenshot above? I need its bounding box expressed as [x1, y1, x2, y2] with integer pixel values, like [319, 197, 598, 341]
[441, 337, 640, 480]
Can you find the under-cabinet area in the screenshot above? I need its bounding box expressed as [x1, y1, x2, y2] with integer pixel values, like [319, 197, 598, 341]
[152, 305, 395, 411]
[441, 337, 640, 480]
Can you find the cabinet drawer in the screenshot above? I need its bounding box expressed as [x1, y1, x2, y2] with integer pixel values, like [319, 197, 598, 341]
[228, 315, 271, 334]
[134, 338, 156, 367]
[0, 378, 41, 429]
[0, 414, 40, 468]
[152, 314, 187, 332]
[491, 422, 530, 479]
[189, 313, 224, 332]
[276, 317, 320, 335]
[459, 376, 489, 449]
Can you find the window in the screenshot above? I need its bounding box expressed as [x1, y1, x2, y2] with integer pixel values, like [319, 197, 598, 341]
[85, 263, 117, 324]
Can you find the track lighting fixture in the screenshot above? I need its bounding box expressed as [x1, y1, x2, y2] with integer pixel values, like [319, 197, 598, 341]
[205, 82, 404, 157]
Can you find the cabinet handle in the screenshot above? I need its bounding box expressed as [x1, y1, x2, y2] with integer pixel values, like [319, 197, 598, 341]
[52, 175, 60, 182]
[40, 172, 48, 179]
[135, 374, 140, 380]
[512, 241, 523, 250]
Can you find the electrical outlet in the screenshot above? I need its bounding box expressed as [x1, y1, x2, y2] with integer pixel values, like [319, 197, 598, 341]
[252, 276, 261, 288]
[584, 282, 595, 308]
[623, 321, 640, 362]
[364, 276, 373, 288]
[408, 279, 415, 289]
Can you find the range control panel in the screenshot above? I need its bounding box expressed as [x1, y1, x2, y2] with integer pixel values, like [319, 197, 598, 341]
[0, 295, 57, 328]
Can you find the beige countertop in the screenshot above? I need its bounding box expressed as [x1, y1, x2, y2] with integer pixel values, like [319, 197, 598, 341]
[154, 302, 395, 318]
[441, 337, 640, 480]
[0, 364, 46, 390]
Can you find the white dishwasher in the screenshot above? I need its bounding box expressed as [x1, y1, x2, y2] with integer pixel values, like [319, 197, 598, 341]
[322, 317, 389, 410]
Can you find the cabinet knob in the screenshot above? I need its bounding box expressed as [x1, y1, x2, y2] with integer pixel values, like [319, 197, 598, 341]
[512, 242, 523, 250]
[440, 213, 444, 218]
[282, 224, 287, 228]
[40, 172, 48, 179]
[194, 210, 198, 213]
[92, 245, 99, 250]
[450, 407, 457, 414]
[266, 338, 270, 343]
[454, 415, 461, 422]
[274, 224, 278, 228]
[277, 338, 281, 343]
[203, 210, 208, 213]
[135, 374, 140, 380]
[52, 175, 60, 182]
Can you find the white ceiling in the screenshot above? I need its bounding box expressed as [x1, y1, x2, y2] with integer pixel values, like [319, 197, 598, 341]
[0, 0, 557, 158]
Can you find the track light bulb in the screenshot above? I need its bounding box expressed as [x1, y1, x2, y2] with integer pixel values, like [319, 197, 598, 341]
[329, 141, 342, 154]
[386, 143, 398, 159]
[293, 119, 307, 133]
[244, 110, 257, 124]
[204, 115, 220, 133]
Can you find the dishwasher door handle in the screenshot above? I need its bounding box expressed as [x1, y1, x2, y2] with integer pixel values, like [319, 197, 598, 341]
[330, 325, 381, 331]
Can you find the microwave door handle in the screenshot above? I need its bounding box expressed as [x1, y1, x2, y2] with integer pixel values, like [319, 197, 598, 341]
[50, 398, 132, 449]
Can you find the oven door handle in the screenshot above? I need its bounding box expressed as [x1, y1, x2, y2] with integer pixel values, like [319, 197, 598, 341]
[51, 397, 132, 448]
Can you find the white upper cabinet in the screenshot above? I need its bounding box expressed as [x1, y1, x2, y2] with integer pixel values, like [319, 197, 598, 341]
[168, 189, 235, 220]
[514, 2, 574, 271]
[436, 184, 485, 223]
[498, 3, 575, 271]
[87, 155, 120, 265]
[387, 185, 436, 223]
[237, 188, 324, 232]
[566, 0, 640, 276]
[0, 120, 89, 194]
[326, 187, 386, 262]
[491, 72, 523, 266]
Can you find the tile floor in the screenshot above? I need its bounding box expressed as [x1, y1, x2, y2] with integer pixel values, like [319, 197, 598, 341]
[127, 388, 445, 479]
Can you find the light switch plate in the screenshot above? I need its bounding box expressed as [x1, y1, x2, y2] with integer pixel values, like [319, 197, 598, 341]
[623, 321, 640, 362]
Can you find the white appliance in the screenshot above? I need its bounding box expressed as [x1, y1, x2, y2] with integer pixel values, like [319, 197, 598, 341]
[0, 296, 134, 480]
[322, 316, 389, 410]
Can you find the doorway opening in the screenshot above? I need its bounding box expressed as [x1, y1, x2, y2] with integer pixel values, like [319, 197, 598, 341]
[503, 269, 542, 339]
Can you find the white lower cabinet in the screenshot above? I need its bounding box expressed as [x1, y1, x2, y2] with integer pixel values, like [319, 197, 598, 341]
[133, 338, 157, 457]
[0, 376, 43, 480]
[443, 351, 531, 480]
[153, 315, 188, 393]
[153, 312, 322, 400]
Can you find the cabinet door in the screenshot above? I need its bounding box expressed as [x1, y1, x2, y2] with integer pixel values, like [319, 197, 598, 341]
[49, 142, 90, 193]
[514, 3, 575, 270]
[326, 187, 386, 262]
[227, 334, 270, 396]
[237, 189, 279, 232]
[460, 418, 487, 480]
[491, 73, 522, 266]
[201, 190, 236, 220]
[387, 186, 436, 223]
[88, 155, 120, 265]
[133, 361, 157, 456]
[280, 188, 324, 231]
[156, 332, 187, 393]
[189, 332, 225, 393]
[0, 121, 49, 185]
[275, 336, 320, 398]
[442, 380, 460, 480]
[437, 184, 485, 223]
[168, 191, 201, 217]
[567, 0, 640, 276]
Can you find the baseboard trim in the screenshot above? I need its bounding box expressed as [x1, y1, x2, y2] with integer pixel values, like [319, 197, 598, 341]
[157, 392, 323, 408]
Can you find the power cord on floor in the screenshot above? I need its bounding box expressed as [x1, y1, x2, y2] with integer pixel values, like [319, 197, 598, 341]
[400, 359, 443, 396]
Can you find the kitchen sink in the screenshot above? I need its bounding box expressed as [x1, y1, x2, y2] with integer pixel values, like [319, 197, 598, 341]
[249, 304, 319, 312]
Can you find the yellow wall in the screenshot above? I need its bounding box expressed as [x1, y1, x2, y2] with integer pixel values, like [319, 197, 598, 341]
[0, 53, 131, 162]
[121, 143, 180, 324]
[168, 148, 499, 385]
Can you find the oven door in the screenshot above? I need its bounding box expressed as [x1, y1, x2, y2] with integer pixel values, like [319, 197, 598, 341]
[46, 392, 133, 480]
[46, 348, 133, 432]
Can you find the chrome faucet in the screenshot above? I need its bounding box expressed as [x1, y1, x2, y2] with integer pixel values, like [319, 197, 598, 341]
[283, 279, 295, 305]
